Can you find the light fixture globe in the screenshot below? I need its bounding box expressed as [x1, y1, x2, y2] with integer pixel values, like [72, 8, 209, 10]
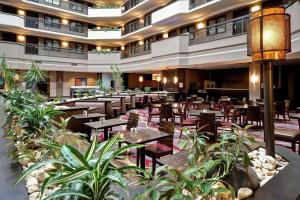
[247, 7, 291, 62]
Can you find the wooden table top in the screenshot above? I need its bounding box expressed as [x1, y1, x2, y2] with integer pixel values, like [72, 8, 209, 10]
[84, 119, 127, 129]
[72, 113, 106, 120]
[290, 113, 300, 119]
[192, 101, 204, 104]
[120, 128, 170, 144]
[189, 110, 224, 117]
[232, 105, 248, 109]
[55, 106, 90, 111]
[158, 150, 189, 171]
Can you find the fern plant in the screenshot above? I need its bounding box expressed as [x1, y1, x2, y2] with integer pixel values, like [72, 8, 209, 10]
[0, 56, 17, 91]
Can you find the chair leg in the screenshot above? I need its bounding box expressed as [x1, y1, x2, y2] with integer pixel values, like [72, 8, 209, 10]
[179, 129, 183, 138]
[152, 158, 157, 175]
[136, 149, 140, 167]
[291, 141, 296, 152]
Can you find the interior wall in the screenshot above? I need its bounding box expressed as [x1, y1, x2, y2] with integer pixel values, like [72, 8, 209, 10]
[127, 73, 157, 89]
[211, 68, 249, 89]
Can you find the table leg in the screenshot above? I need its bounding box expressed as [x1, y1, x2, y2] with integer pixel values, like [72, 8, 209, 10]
[104, 127, 108, 141]
[140, 146, 146, 170]
[136, 148, 140, 167]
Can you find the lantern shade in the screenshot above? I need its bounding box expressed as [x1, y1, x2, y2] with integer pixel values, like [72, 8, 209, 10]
[247, 7, 291, 61]
[138, 76, 143, 83]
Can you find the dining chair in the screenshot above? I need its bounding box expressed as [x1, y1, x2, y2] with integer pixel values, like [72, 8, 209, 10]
[160, 103, 174, 123]
[284, 100, 290, 121]
[144, 121, 175, 174]
[198, 112, 217, 142]
[244, 105, 263, 127]
[177, 103, 198, 138]
[148, 103, 160, 122]
[110, 112, 140, 137]
[274, 101, 287, 123]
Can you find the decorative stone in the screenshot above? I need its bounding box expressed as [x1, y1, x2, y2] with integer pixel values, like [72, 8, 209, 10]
[260, 176, 273, 187]
[27, 162, 36, 167]
[258, 148, 265, 154]
[265, 155, 276, 165]
[29, 192, 40, 199]
[43, 163, 56, 172]
[237, 187, 253, 200]
[35, 152, 42, 160]
[266, 170, 276, 176]
[258, 155, 266, 163]
[36, 171, 48, 183]
[262, 163, 276, 171]
[26, 177, 38, 187]
[27, 185, 39, 194]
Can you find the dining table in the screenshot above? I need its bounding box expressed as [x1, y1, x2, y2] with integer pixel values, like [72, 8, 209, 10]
[84, 119, 128, 141]
[153, 103, 179, 109]
[290, 113, 300, 127]
[120, 128, 170, 170]
[189, 110, 224, 118]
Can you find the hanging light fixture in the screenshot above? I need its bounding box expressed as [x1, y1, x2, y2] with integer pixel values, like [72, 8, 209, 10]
[247, 7, 291, 156]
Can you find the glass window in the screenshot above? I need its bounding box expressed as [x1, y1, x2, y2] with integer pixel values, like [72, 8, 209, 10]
[207, 16, 226, 36]
[70, 42, 83, 54]
[70, 21, 84, 33]
[216, 16, 226, 33]
[44, 15, 60, 29]
[45, 0, 60, 6]
[44, 39, 60, 51]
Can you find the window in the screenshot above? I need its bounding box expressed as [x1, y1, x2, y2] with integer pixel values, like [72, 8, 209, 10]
[69, 0, 84, 12]
[70, 42, 84, 54]
[44, 15, 60, 29]
[44, 39, 60, 51]
[70, 21, 84, 33]
[207, 16, 226, 36]
[44, 0, 60, 6]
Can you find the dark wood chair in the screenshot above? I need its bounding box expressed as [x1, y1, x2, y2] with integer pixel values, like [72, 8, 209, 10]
[177, 103, 198, 138]
[275, 101, 287, 123]
[110, 112, 139, 136]
[143, 95, 149, 107]
[198, 112, 217, 142]
[224, 106, 241, 125]
[148, 103, 160, 123]
[244, 105, 263, 127]
[144, 121, 175, 174]
[284, 100, 290, 121]
[160, 103, 173, 123]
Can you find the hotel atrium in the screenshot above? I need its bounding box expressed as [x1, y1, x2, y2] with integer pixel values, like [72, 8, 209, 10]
[0, 0, 300, 199]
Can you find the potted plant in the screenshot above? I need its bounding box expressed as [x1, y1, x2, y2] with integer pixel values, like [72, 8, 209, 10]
[110, 65, 123, 94]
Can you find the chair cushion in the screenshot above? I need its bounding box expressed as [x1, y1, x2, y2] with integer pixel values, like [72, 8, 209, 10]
[275, 129, 300, 139]
[145, 143, 172, 156]
[150, 111, 160, 115]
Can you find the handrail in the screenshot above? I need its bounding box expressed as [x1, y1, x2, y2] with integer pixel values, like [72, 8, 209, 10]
[123, 14, 151, 35]
[120, 43, 151, 59]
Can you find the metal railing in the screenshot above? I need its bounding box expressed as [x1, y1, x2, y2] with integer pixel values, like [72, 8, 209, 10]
[26, 0, 88, 15]
[189, 0, 214, 9]
[24, 43, 88, 59]
[121, 44, 151, 59]
[122, 14, 151, 35]
[190, 15, 249, 45]
[24, 17, 88, 37]
[122, 0, 145, 13]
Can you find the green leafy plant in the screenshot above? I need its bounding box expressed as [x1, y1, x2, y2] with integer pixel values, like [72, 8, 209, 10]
[88, 89, 96, 96]
[111, 65, 123, 93]
[96, 78, 107, 93]
[75, 89, 83, 98]
[0, 56, 17, 91]
[137, 125, 256, 200]
[15, 134, 144, 200]
[144, 87, 151, 93]
[23, 62, 47, 93]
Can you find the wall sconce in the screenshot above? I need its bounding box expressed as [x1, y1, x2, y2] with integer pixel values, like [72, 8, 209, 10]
[163, 33, 169, 39]
[62, 19, 69, 25]
[174, 76, 178, 84]
[140, 18, 144, 23]
[139, 40, 144, 46]
[163, 77, 167, 84]
[96, 46, 102, 51]
[196, 22, 205, 29]
[18, 10, 25, 16]
[251, 73, 258, 84]
[17, 35, 25, 42]
[121, 6, 125, 11]
[250, 5, 261, 13]
[121, 46, 125, 51]
[62, 41, 69, 48]
[139, 76, 143, 89]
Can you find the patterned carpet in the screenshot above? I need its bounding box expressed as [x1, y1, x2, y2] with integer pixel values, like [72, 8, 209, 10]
[99, 108, 299, 168]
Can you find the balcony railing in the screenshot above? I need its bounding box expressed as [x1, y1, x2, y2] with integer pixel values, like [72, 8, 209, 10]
[122, 15, 151, 35]
[24, 43, 88, 59]
[121, 44, 151, 59]
[189, 0, 214, 9]
[190, 15, 249, 45]
[26, 0, 88, 15]
[122, 0, 145, 13]
[24, 17, 88, 37]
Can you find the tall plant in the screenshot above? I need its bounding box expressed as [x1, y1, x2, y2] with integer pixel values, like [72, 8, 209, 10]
[23, 62, 47, 92]
[96, 78, 106, 93]
[15, 134, 144, 200]
[0, 56, 17, 91]
[110, 65, 123, 93]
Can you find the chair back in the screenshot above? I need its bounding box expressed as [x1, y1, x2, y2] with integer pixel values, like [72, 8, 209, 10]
[160, 103, 173, 120]
[247, 105, 261, 121]
[143, 95, 149, 106]
[198, 113, 217, 142]
[158, 121, 175, 150]
[275, 101, 285, 114]
[127, 112, 139, 130]
[284, 100, 290, 111]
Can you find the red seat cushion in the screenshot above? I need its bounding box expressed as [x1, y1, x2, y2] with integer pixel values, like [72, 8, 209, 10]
[145, 143, 172, 156]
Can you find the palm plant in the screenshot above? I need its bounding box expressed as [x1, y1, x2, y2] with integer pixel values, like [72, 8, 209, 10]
[15, 134, 144, 200]
[23, 62, 47, 93]
[0, 56, 17, 91]
[96, 78, 106, 93]
[110, 65, 123, 93]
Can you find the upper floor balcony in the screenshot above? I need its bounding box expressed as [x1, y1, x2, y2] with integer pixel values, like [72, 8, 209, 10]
[122, 0, 146, 13]
[190, 15, 249, 45]
[25, 0, 88, 15]
[24, 16, 88, 37]
[121, 43, 151, 59]
[122, 14, 152, 36]
[189, 0, 216, 10]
